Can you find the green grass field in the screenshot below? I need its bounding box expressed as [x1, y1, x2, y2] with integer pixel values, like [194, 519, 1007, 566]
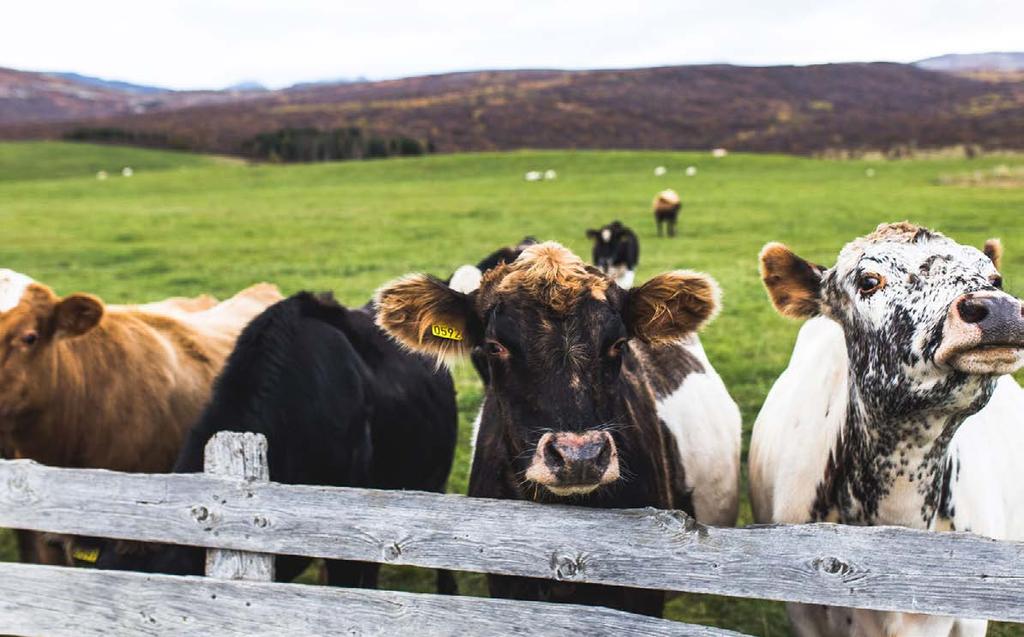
[1, 141, 1022, 635]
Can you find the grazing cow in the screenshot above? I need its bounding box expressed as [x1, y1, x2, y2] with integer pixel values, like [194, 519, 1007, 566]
[652, 189, 681, 237]
[376, 242, 741, 616]
[586, 221, 640, 289]
[97, 292, 459, 593]
[0, 270, 281, 564]
[750, 222, 1024, 637]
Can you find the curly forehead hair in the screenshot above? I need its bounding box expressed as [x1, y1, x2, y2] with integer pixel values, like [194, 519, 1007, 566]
[478, 242, 610, 314]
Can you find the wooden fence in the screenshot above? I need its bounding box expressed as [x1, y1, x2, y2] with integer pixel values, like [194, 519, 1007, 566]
[0, 432, 1022, 636]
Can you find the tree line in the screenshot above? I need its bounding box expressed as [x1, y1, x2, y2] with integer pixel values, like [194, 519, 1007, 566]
[241, 127, 435, 162]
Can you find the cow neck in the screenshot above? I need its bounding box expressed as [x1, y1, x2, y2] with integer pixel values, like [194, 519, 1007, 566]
[829, 374, 995, 529]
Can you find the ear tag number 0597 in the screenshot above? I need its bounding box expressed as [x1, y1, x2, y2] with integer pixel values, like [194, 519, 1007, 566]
[431, 324, 463, 341]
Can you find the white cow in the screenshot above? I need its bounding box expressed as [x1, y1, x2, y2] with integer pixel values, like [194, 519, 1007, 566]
[750, 222, 1024, 637]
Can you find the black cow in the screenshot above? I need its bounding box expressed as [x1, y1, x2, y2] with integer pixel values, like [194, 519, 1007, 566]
[377, 242, 725, 616]
[586, 221, 639, 289]
[95, 292, 458, 592]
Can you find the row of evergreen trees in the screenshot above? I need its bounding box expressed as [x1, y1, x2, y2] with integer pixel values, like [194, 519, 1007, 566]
[242, 127, 434, 162]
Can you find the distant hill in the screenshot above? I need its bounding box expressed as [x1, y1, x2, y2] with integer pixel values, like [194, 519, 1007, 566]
[46, 72, 168, 94]
[224, 81, 269, 92]
[0, 67, 270, 125]
[916, 52, 1024, 72]
[2, 62, 1023, 156]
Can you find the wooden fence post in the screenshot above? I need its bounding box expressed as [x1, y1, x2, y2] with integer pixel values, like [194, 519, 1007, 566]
[203, 432, 275, 582]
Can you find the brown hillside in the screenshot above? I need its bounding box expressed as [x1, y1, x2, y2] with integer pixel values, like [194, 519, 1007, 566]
[2, 63, 1022, 155]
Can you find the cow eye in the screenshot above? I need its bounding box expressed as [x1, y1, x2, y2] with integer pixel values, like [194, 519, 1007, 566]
[483, 339, 508, 358]
[607, 338, 629, 358]
[21, 331, 38, 346]
[857, 273, 884, 296]
[991, 275, 1004, 290]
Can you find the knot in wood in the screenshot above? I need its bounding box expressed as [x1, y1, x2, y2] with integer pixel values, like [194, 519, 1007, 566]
[253, 515, 269, 528]
[550, 552, 587, 581]
[382, 542, 402, 561]
[191, 505, 210, 523]
[813, 556, 854, 577]
[5, 467, 34, 503]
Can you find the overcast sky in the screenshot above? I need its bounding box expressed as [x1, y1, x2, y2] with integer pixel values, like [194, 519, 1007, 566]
[4, 0, 1022, 90]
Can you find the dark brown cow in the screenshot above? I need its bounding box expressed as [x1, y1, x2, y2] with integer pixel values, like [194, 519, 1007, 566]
[0, 269, 281, 564]
[376, 242, 722, 616]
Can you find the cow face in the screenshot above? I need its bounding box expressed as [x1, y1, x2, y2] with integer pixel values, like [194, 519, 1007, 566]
[761, 222, 1024, 417]
[586, 221, 629, 275]
[377, 242, 718, 499]
[0, 271, 104, 427]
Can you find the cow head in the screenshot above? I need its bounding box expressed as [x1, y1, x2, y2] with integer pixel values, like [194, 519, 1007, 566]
[761, 222, 1024, 418]
[0, 270, 104, 427]
[586, 221, 630, 274]
[377, 242, 719, 499]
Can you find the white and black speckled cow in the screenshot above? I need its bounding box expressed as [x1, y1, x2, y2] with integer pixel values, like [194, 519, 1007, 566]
[750, 222, 1024, 637]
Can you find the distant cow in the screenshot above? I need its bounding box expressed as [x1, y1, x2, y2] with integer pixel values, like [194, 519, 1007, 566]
[97, 292, 458, 593]
[0, 270, 280, 565]
[586, 221, 639, 289]
[750, 223, 1024, 637]
[377, 242, 741, 616]
[652, 189, 681, 237]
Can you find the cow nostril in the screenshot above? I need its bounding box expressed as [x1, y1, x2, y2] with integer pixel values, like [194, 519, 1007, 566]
[958, 297, 990, 325]
[543, 440, 565, 469]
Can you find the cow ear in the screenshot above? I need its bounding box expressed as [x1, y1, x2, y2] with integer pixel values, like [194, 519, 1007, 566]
[375, 274, 478, 366]
[55, 294, 104, 337]
[626, 271, 721, 343]
[585, 229, 600, 240]
[984, 238, 1002, 270]
[759, 242, 825, 319]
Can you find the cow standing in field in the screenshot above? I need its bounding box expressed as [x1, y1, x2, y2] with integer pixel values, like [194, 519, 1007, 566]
[586, 221, 640, 289]
[0, 270, 281, 565]
[750, 223, 1024, 637]
[653, 189, 681, 237]
[376, 242, 741, 616]
[97, 292, 459, 593]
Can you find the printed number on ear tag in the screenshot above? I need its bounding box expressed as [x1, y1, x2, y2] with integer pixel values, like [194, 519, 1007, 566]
[431, 324, 463, 341]
[72, 547, 101, 564]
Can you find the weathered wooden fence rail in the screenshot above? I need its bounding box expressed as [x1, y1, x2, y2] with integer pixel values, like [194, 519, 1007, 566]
[1, 432, 1022, 636]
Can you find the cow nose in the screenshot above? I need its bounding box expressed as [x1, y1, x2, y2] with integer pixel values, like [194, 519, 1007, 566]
[956, 294, 1024, 345]
[529, 430, 619, 492]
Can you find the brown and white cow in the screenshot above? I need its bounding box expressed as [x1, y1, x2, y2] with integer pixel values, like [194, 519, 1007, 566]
[376, 242, 740, 616]
[0, 269, 281, 564]
[750, 223, 1024, 637]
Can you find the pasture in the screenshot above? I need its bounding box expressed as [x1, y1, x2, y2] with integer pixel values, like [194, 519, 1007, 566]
[1, 141, 1022, 636]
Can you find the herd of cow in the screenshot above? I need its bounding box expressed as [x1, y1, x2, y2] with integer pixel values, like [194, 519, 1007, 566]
[1, 219, 1023, 637]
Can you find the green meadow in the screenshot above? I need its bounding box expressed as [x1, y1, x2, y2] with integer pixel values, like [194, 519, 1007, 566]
[1, 141, 1022, 636]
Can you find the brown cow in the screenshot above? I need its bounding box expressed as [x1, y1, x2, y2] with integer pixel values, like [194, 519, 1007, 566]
[0, 269, 281, 564]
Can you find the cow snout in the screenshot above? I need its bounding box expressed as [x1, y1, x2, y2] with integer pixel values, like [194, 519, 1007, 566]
[525, 431, 620, 496]
[938, 292, 1024, 374]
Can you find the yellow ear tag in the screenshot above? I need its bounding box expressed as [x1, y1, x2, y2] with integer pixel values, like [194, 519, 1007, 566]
[72, 547, 101, 564]
[431, 324, 463, 341]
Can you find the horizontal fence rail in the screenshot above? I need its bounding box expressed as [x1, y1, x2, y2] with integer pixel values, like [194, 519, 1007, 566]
[1, 431, 1023, 628]
[0, 562, 741, 637]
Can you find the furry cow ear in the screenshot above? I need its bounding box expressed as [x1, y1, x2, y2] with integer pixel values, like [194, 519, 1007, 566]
[984, 238, 1002, 270]
[375, 274, 477, 366]
[55, 293, 104, 337]
[759, 242, 825, 319]
[626, 271, 721, 343]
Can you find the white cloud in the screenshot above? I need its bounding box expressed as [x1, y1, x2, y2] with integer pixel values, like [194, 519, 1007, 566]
[2, 0, 1021, 90]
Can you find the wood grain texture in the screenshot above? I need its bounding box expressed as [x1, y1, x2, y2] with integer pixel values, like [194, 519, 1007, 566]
[203, 433, 274, 582]
[1, 458, 1022, 622]
[0, 562, 742, 637]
